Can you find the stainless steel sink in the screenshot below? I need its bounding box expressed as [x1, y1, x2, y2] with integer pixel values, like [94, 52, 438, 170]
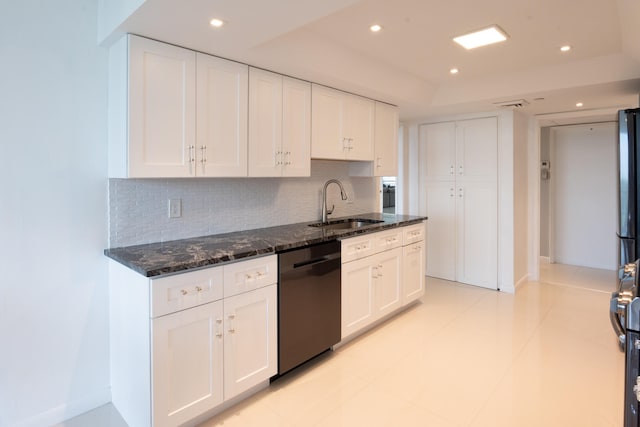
[308, 218, 384, 231]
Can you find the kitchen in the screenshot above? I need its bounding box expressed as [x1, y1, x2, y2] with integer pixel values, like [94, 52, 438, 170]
[2, 0, 639, 426]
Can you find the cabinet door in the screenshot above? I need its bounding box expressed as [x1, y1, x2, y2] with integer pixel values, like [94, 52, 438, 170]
[425, 181, 456, 281]
[403, 242, 425, 304]
[373, 247, 402, 319]
[224, 284, 277, 399]
[373, 102, 398, 176]
[344, 94, 374, 160]
[281, 77, 311, 177]
[456, 181, 498, 289]
[128, 35, 196, 177]
[420, 122, 457, 182]
[248, 68, 283, 177]
[341, 257, 375, 339]
[152, 300, 224, 427]
[455, 117, 497, 182]
[196, 53, 248, 177]
[311, 84, 344, 159]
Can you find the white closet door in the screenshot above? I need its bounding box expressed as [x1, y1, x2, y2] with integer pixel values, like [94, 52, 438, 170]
[456, 181, 498, 288]
[425, 181, 456, 281]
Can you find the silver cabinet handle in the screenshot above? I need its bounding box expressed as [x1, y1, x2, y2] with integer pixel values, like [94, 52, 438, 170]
[200, 145, 207, 163]
[216, 318, 223, 338]
[228, 313, 235, 333]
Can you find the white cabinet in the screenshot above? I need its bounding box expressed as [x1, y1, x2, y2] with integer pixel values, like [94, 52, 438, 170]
[152, 300, 224, 427]
[110, 34, 196, 178]
[109, 34, 249, 178]
[349, 101, 399, 177]
[223, 284, 277, 399]
[341, 226, 418, 340]
[372, 247, 403, 319]
[109, 255, 277, 427]
[421, 118, 498, 289]
[311, 84, 374, 161]
[248, 68, 310, 177]
[196, 53, 248, 177]
[402, 222, 426, 304]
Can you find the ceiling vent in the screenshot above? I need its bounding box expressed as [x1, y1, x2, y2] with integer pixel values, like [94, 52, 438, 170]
[493, 99, 530, 108]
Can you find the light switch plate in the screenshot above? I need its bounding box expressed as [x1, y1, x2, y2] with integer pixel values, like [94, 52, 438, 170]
[168, 199, 182, 218]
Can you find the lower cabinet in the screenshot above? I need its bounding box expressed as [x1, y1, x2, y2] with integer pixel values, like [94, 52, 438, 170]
[223, 285, 277, 399]
[110, 255, 277, 427]
[341, 247, 403, 338]
[152, 301, 224, 427]
[403, 242, 425, 304]
[341, 222, 425, 340]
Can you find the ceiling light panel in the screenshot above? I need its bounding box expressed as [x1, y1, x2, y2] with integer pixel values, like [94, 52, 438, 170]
[453, 25, 508, 50]
[370, 24, 382, 32]
[209, 18, 224, 28]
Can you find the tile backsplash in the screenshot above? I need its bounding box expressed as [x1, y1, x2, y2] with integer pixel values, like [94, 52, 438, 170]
[108, 160, 378, 247]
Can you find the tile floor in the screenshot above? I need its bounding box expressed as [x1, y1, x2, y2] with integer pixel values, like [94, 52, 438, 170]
[58, 263, 624, 427]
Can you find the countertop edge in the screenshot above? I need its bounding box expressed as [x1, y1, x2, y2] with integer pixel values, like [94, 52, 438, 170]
[104, 214, 427, 278]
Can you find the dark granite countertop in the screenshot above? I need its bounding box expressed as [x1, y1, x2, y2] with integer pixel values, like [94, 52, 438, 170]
[104, 213, 427, 278]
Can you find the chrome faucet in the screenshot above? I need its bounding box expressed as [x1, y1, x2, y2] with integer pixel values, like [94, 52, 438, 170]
[322, 179, 348, 223]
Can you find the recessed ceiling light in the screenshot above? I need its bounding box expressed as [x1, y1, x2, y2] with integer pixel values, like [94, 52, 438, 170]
[560, 45, 571, 52]
[453, 25, 509, 50]
[209, 18, 224, 28]
[576, 102, 584, 107]
[450, 68, 459, 74]
[370, 24, 382, 32]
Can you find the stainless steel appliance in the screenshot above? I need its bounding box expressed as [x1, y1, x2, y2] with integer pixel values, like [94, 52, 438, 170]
[614, 109, 640, 426]
[610, 260, 640, 426]
[276, 241, 341, 376]
[618, 108, 640, 270]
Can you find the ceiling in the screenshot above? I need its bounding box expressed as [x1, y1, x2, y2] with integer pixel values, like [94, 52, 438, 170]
[101, 0, 640, 124]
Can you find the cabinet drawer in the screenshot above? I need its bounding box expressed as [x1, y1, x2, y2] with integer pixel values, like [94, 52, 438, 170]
[223, 255, 277, 297]
[341, 234, 376, 263]
[151, 266, 224, 318]
[371, 228, 403, 252]
[403, 222, 426, 245]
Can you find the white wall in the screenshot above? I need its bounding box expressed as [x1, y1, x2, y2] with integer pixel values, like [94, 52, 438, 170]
[0, 1, 110, 426]
[550, 123, 617, 270]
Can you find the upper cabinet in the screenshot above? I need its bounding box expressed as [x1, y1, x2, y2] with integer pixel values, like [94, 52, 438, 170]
[248, 68, 311, 177]
[196, 54, 248, 177]
[349, 101, 399, 177]
[109, 35, 394, 178]
[112, 35, 196, 178]
[109, 34, 248, 178]
[311, 84, 374, 161]
[372, 102, 399, 176]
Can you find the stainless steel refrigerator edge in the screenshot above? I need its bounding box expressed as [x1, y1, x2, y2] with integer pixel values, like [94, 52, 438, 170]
[618, 108, 640, 272]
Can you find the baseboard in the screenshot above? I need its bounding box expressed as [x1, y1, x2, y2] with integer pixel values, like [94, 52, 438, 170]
[540, 256, 550, 264]
[513, 274, 530, 292]
[12, 387, 111, 427]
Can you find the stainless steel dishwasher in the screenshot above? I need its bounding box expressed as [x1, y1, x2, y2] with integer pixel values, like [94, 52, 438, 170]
[277, 240, 341, 376]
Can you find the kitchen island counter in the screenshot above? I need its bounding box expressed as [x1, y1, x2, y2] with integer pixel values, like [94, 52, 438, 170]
[104, 213, 426, 277]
